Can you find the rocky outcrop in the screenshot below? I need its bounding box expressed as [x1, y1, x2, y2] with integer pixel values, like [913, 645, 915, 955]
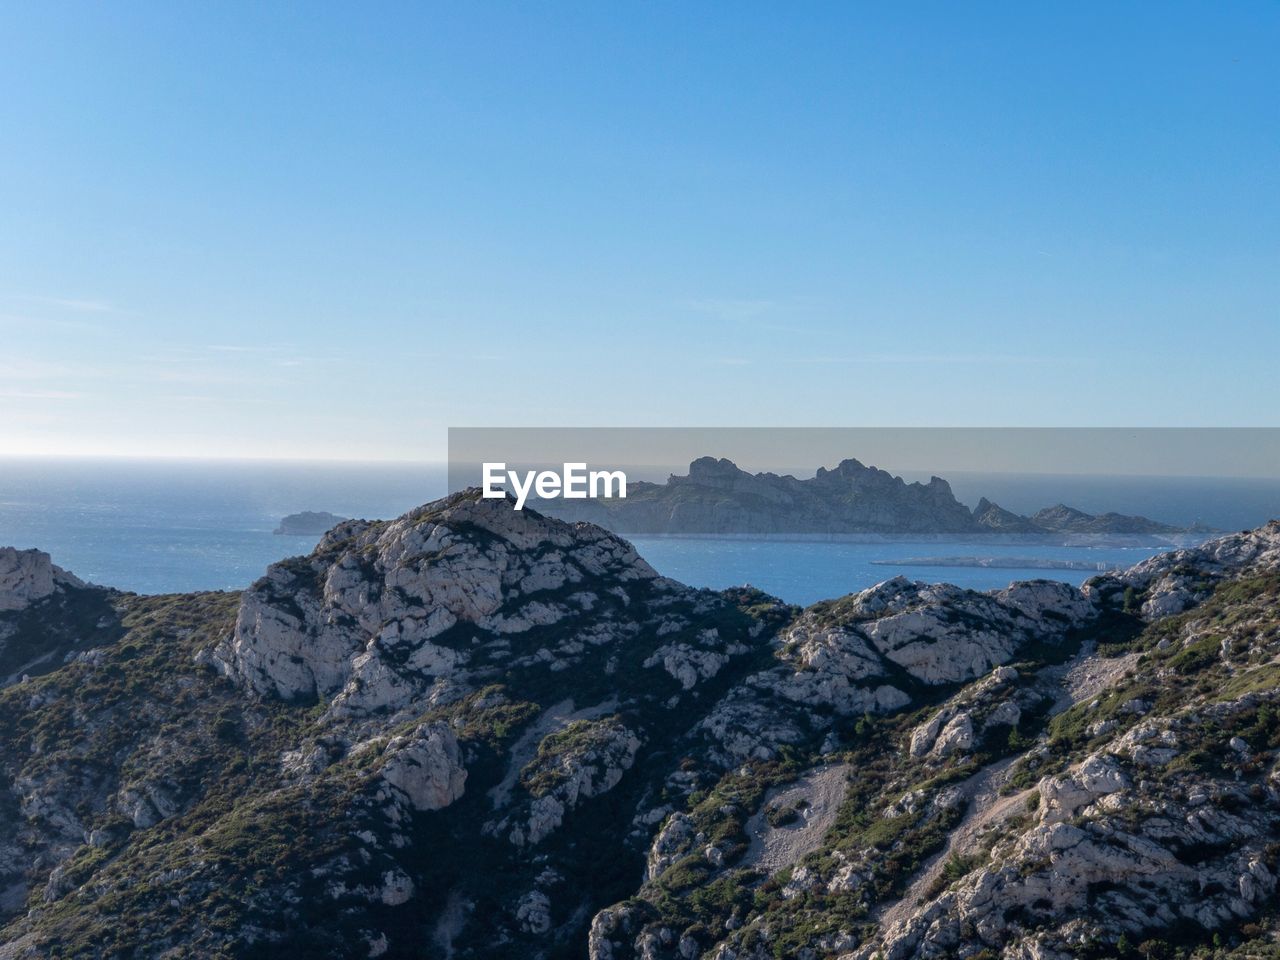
[1038, 755, 1129, 824]
[908, 667, 1028, 760]
[273, 511, 349, 536]
[861, 701, 1280, 960]
[1094, 519, 1280, 618]
[211, 491, 668, 712]
[496, 716, 643, 846]
[696, 576, 1094, 766]
[843, 528, 1280, 960]
[0, 548, 83, 614]
[376, 722, 467, 812]
[0, 550, 110, 687]
[858, 578, 1094, 684]
[645, 813, 698, 882]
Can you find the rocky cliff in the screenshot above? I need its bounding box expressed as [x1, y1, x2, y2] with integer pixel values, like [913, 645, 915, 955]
[1, 497, 1278, 960]
[538, 457, 979, 535]
[537, 457, 1200, 539]
[0, 548, 84, 614]
[0, 548, 115, 687]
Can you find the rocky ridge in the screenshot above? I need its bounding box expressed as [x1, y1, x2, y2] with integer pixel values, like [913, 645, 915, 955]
[848, 530, 1280, 960]
[537, 456, 1202, 539]
[0, 499, 1277, 960]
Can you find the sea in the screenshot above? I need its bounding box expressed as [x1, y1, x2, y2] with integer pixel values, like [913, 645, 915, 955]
[1, 458, 1278, 607]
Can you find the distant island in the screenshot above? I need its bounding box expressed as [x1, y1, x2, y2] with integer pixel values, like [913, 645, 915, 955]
[535, 456, 1211, 542]
[273, 511, 348, 536]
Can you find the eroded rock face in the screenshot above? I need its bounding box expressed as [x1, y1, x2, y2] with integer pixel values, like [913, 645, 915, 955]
[1094, 520, 1280, 619]
[0, 548, 83, 613]
[515, 889, 552, 934]
[697, 576, 1094, 766]
[858, 578, 1094, 685]
[211, 492, 666, 713]
[377, 722, 467, 812]
[1038, 755, 1129, 824]
[496, 716, 643, 846]
[802, 577, 1094, 689]
[0, 549, 109, 689]
[646, 813, 697, 882]
[856, 697, 1280, 960]
[643, 629, 739, 691]
[908, 666, 1028, 760]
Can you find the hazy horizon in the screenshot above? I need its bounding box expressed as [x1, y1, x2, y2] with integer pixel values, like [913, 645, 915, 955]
[3, 454, 1278, 598]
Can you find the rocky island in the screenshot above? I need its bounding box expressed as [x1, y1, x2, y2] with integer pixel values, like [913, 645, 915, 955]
[536, 456, 1207, 544]
[273, 510, 349, 536]
[1, 493, 1278, 959]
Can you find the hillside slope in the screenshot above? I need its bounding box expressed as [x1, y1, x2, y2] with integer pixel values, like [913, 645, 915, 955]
[0, 496, 1277, 959]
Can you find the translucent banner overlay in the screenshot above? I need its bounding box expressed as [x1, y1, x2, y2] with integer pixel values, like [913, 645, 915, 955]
[448, 427, 1280, 542]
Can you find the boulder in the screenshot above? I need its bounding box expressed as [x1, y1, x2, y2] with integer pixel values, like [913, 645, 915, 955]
[378, 722, 467, 812]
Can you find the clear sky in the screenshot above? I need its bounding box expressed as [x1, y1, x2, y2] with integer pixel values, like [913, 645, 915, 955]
[1, 2, 1277, 460]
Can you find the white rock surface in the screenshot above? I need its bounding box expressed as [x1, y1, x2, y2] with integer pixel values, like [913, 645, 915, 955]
[1039, 756, 1129, 824]
[378, 722, 467, 812]
[211, 492, 664, 712]
[1097, 520, 1280, 619]
[0, 548, 83, 613]
[500, 717, 642, 846]
[856, 697, 1279, 960]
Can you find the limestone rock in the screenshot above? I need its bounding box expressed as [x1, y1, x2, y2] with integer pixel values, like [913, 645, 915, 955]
[0, 548, 83, 613]
[932, 712, 974, 757]
[516, 890, 552, 934]
[211, 491, 664, 711]
[378, 722, 467, 812]
[503, 717, 642, 846]
[1039, 756, 1129, 824]
[1095, 520, 1280, 619]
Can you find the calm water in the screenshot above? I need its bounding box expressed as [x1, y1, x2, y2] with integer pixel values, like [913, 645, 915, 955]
[0, 458, 1277, 605]
[0, 459, 447, 594]
[627, 537, 1178, 606]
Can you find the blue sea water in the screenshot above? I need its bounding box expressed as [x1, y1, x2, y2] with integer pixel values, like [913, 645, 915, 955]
[627, 537, 1174, 607]
[0, 459, 447, 595]
[0, 458, 1277, 606]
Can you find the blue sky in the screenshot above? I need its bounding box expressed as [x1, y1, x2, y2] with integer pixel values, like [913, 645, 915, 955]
[1, 2, 1277, 460]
